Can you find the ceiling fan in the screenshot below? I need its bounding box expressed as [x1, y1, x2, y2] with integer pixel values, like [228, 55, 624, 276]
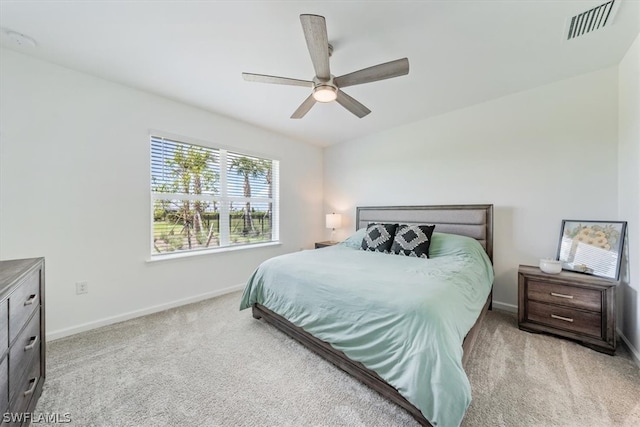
[242, 14, 410, 119]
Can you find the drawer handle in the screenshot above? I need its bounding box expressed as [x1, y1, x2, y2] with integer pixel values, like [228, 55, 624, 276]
[24, 335, 38, 351]
[23, 377, 37, 397]
[551, 314, 574, 323]
[550, 292, 573, 299]
[24, 293, 38, 306]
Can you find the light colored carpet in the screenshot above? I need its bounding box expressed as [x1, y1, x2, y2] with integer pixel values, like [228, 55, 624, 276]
[36, 291, 640, 426]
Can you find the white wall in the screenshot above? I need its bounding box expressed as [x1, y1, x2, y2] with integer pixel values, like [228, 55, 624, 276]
[618, 33, 640, 363]
[0, 48, 323, 338]
[324, 68, 619, 311]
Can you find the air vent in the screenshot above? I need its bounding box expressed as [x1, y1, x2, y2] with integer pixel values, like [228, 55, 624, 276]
[566, 0, 619, 40]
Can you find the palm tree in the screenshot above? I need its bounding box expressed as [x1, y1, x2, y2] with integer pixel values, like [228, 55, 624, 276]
[230, 156, 268, 234]
[167, 145, 217, 247]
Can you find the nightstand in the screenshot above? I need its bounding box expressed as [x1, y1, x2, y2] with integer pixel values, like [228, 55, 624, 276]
[518, 264, 616, 355]
[314, 241, 338, 249]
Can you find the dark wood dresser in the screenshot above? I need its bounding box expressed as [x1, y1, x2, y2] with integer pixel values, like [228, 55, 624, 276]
[518, 264, 616, 355]
[1, 258, 46, 425]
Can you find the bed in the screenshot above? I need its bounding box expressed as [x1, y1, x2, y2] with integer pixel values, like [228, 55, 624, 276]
[240, 204, 494, 427]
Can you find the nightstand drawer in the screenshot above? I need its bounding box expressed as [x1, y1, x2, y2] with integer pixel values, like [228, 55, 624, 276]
[518, 264, 616, 354]
[527, 280, 601, 312]
[527, 301, 601, 338]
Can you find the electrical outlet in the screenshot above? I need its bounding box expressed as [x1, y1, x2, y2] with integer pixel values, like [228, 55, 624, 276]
[75, 281, 88, 295]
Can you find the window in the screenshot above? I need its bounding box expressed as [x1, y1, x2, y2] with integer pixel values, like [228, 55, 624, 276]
[150, 134, 279, 257]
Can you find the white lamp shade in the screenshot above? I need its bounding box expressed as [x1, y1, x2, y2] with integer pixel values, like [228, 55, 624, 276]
[325, 213, 342, 229]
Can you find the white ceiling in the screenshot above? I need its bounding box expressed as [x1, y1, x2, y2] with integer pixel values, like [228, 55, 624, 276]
[1, 0, 638, 146]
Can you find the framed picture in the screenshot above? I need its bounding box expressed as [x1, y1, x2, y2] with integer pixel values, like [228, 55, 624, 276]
[556, 220, 627, 280]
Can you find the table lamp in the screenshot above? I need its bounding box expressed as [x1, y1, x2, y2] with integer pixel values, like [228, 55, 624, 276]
[325, 213, 342, 242]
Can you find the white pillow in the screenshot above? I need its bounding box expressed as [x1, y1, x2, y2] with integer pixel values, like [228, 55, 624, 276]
[338, 228, 367, 249]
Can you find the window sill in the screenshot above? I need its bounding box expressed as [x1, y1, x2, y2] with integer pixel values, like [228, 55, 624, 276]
[146, 241, 282, 263]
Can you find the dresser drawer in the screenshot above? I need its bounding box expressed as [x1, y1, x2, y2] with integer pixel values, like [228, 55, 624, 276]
[8, 310, 40, 403]
[527, 280, 601, 312]
[8, 270, 40, 344]
[0, 355, 8, 416]
[0, 299, 7, 356]
[527, 301, 602, 338]
[8, 355, 40, 418]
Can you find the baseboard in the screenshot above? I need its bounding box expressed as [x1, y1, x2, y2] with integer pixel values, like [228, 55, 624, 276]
[618, 329, 640, 369]
[492, 300, 518, 313]
[46, 283, 245, 341]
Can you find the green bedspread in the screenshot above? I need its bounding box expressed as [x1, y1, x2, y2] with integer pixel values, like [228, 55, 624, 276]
[240, 232, 494, 427]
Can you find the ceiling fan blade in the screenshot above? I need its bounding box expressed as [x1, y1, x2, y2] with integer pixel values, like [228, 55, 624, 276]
[334, 58, 409, 88]
[335, 91, 371, 118]
[242, 73, 313, 87]
[300, 14, 331, 80]
[291, 94, 317, 119]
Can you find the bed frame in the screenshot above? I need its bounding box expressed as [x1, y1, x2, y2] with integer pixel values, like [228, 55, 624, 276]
[252, 204, 494, 426]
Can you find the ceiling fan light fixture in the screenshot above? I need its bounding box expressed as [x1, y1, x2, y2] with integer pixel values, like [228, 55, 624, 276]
[313, 85, 337, 103]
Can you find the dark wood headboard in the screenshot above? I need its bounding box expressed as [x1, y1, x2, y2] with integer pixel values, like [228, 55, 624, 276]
[356, 204, 493, 261]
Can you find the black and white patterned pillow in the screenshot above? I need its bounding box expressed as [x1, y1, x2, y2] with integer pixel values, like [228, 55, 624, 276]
[391, 224, 436, 258]
[361, 223, 398, 253]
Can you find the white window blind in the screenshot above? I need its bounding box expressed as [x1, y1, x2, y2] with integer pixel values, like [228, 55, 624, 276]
[151, 135, 279, 257]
